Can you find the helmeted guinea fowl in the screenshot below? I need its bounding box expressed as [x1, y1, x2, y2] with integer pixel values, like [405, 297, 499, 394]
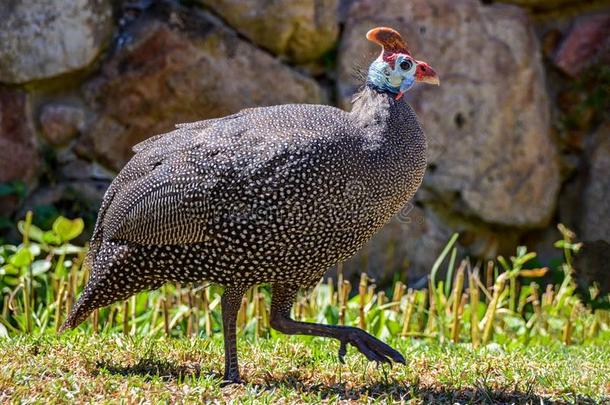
[61, 27, 439, 383]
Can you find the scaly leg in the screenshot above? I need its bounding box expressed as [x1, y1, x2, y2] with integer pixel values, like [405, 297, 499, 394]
[221, 285, 248, 384]
[269, 283, 405, 364]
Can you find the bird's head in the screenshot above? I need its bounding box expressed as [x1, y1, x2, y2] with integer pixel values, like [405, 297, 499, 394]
[366, 27, 439, 100]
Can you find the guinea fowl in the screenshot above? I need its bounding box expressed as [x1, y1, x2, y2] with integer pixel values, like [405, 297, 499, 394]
[61, 27, 439, 383]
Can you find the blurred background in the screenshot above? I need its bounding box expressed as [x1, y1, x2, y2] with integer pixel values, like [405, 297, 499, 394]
[0, 0, 608, 291]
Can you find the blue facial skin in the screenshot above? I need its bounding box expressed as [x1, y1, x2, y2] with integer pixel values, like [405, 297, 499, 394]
[367, 54, 416, 96]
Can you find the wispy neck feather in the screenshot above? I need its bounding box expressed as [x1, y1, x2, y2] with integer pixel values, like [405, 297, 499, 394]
[350, 86, 423, 143]
[350, 86, 392, 128]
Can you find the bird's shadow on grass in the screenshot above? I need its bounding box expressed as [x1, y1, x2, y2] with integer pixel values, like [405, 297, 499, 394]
[96, 359, 599, 404]
[95, 358, 212, 381]
[257, 374, 600, 404]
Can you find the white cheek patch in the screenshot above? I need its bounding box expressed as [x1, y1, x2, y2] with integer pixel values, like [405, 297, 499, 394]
[388, 74, 402, 87]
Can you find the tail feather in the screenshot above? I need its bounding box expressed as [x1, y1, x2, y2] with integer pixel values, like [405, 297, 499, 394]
[60, 241, 133, 332]
[59, 241, 165, 332]
[59, 285, 96, 332]
[59, 262, 121, 332]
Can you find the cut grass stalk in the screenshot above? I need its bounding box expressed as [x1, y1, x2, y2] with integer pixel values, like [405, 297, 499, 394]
[238, 295, 247, 330]
[416, 289, 427, 332]
[401, 290, 415, 337]
[203, 287, 212, 336]
[485, 261, 494, 303]
[53, 281, 65, 332]
[563, 302, 579, 345]
[327, 277, 335, 307]
[163, 287, 170, 336]
[257, 293, 267, 336]
[131, 295, 137, 335]
[468, 267, 481, 348]
[377, 290, 385, 306]
[92, 308, 99, 333]
[482, 273, 507, 344]
[187, 291, 194, 337]
[359, 273, 367, 330]
[450, 261, 466, 343]
[123, 300, 129, 335]
[392, 281, 405, 304]
[338, 279, 350, 325]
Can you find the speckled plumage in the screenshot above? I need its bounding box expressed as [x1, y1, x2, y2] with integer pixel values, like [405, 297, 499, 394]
[64, 88, 426, 325]
[62, 27, 436, 383]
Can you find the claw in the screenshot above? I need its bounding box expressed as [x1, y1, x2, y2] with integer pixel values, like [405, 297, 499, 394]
[363, 334, 406, 364]
[338, 328, 406, 366]
[393, 351, 406, 364]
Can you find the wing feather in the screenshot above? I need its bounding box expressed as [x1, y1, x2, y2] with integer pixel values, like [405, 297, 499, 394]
[99, 104, 349, 246]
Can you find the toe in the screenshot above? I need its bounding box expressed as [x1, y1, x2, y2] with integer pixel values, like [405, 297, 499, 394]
[358, 331, 406, 364]
[351, 334, 390, 363]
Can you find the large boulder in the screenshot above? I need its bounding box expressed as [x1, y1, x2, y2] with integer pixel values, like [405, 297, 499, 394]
[0, 0, 113, 84]
[198, 0, 339, 63]
[338, 0, 560, 228]
[81, 4, 325, 171]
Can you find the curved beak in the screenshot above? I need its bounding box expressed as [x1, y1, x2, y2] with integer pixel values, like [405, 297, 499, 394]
[415, 60, 440, 85]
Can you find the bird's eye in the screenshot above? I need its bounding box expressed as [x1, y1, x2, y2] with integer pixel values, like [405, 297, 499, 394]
[400, 60, 413, 71]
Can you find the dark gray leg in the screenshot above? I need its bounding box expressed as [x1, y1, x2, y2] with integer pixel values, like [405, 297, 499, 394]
[221, 285, 247, 384]
[270, 283, 405, 365]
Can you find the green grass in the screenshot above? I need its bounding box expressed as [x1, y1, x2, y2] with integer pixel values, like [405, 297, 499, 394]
[1, 332, 609, 403]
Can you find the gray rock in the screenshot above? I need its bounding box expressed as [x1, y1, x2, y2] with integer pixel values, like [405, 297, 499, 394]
[496, 0, 594, 12]
[573, 240, 610, 295]
[338, 0, 560, 228]
[553, 12, 610, 77]
[0, 87, 39, 215]
[581, 124, 610, 243]
[39, 103, 86, 146]
[198, 0, 339, 63]
[81, 4, 325, 171]
[0, 0, 113, 83]
[57, 153, 115, 182]
[0, 88, 38, 185]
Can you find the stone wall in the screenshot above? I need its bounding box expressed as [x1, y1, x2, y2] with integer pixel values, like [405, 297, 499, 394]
[0, 0, 608, 287]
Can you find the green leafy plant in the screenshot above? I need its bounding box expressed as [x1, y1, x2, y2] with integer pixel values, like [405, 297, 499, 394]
[0, 214, 608, 347]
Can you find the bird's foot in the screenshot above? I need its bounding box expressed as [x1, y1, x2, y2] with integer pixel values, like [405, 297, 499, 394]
[337, 328, 406, 365]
